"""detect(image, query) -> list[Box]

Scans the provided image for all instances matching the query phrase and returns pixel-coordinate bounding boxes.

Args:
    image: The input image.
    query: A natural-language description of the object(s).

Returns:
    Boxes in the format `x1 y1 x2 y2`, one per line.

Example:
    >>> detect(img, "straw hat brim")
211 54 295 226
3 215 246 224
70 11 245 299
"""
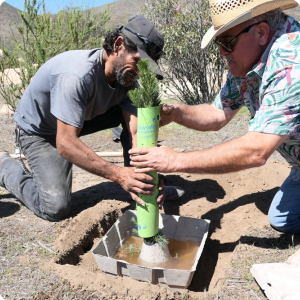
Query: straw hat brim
201 0 298 49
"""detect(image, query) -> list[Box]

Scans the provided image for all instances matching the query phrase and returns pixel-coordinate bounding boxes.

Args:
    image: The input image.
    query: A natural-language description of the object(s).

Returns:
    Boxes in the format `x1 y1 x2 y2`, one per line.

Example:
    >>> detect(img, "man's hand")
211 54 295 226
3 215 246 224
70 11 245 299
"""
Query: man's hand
129 146 177 173
159 103 180 127
117 167 165 206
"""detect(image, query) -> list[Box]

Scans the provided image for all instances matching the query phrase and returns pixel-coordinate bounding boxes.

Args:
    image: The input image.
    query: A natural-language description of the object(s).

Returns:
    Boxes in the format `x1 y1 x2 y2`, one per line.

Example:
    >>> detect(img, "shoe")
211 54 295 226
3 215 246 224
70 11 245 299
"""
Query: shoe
164 186 185 202
111 127 122 143
286 249 300 265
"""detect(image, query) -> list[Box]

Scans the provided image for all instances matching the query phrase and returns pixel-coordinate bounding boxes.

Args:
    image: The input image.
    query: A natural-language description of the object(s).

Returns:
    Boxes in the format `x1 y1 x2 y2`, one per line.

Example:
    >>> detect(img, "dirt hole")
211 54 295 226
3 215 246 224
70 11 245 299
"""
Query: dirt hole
55 205 124 266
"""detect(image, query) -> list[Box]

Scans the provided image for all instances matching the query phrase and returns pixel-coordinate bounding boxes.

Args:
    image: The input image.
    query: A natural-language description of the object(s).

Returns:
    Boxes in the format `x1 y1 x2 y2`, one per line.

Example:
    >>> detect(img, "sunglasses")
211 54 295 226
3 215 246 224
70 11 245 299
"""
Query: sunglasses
124 26 165 61
213 21 267 52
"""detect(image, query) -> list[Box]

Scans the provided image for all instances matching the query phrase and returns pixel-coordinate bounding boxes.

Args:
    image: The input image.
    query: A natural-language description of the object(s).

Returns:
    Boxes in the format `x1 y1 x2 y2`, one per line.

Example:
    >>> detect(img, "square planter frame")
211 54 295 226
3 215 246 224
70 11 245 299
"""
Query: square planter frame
92 210 210 291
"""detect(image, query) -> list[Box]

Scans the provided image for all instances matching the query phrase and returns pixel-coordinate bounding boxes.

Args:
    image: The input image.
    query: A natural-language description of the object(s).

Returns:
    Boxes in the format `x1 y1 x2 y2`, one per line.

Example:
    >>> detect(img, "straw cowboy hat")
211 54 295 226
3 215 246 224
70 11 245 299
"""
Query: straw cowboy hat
201 0 299 48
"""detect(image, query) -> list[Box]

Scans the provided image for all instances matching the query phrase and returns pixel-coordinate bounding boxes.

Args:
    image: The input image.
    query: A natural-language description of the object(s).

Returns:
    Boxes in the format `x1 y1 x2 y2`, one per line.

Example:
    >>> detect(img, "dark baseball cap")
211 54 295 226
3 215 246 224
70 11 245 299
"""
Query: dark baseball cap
120 15 164 80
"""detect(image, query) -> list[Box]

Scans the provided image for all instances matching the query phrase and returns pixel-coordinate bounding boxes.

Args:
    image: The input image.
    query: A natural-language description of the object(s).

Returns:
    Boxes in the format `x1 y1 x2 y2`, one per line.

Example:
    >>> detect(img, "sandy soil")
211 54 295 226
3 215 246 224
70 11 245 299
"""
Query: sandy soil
0 110 297 300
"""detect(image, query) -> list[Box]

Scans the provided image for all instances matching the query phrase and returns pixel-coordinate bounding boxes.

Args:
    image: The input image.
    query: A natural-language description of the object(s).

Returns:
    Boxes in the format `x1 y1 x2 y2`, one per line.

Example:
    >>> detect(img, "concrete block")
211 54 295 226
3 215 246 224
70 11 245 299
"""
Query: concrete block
251 263 300 300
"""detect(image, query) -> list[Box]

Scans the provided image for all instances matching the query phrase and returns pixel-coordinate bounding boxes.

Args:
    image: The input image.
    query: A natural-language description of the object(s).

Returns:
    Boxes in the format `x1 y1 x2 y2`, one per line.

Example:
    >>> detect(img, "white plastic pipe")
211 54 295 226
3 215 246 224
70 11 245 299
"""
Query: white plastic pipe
10 151 123 160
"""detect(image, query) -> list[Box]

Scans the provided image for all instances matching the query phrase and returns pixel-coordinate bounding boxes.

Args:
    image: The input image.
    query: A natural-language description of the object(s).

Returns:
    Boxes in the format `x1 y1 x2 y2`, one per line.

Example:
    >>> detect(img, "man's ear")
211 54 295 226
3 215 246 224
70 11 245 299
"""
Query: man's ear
114 36 125 53
257 22 270 46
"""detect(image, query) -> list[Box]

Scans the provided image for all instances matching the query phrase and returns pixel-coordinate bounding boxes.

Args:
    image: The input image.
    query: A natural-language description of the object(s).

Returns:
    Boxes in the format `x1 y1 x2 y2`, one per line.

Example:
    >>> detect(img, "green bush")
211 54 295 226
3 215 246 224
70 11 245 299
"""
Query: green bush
0 0 111 110
143 0 226 105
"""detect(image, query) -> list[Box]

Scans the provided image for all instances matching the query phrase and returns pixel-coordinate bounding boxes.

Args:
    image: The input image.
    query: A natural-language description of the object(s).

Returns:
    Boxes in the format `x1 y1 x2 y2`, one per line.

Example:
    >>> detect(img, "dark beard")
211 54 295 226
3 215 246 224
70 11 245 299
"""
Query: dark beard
113 53 135 87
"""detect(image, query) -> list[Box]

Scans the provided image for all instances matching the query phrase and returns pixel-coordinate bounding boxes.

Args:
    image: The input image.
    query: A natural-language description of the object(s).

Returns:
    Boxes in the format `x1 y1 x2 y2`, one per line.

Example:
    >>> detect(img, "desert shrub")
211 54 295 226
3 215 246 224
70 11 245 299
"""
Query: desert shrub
143 0 226 105
0 0 111 110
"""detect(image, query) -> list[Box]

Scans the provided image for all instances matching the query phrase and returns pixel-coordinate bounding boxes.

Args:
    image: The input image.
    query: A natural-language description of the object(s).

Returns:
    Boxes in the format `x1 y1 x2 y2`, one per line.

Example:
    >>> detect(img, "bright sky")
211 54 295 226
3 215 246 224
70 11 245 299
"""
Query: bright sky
4 0 116 13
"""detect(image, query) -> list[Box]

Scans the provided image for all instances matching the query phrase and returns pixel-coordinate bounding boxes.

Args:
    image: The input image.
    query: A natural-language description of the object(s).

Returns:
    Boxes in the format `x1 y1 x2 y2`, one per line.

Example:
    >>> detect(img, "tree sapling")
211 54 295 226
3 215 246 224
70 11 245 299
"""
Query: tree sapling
129 59 170 264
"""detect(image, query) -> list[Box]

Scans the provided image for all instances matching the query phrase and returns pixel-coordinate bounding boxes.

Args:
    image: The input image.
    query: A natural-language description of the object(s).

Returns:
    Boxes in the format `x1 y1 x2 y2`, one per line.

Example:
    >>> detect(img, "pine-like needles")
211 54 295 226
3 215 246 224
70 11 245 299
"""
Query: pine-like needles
128 59 161 108
144 231 169 249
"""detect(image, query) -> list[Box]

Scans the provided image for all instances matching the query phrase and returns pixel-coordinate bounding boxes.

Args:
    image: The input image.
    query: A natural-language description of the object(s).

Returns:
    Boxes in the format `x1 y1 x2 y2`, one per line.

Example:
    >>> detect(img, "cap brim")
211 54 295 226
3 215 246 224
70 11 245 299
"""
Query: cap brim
137 48 163 80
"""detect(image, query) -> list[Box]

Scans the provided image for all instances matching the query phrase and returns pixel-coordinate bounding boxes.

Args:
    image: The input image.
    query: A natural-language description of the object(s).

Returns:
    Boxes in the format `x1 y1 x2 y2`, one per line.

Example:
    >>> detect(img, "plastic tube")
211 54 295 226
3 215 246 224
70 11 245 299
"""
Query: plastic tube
136 106 161 238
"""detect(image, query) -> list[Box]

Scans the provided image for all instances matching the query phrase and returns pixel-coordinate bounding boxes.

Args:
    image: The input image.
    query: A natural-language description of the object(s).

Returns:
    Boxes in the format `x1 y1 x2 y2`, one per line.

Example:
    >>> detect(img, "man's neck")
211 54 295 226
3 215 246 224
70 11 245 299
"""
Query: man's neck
102 49 117 86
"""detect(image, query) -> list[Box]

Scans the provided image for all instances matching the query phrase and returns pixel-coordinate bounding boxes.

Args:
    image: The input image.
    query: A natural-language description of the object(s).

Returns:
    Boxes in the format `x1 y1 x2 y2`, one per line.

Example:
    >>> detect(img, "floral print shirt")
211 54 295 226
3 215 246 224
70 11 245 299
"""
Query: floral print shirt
214 15 300 181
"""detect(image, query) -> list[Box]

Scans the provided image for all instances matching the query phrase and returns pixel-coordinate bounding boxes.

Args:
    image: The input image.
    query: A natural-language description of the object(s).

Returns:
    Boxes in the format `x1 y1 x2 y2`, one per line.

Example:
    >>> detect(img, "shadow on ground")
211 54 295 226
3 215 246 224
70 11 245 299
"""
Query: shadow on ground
240 232 300 250
69 181 132 217
0 199 20 218
160 174 280 292
162 174 226 216
69 174 224 218
191 187 278 292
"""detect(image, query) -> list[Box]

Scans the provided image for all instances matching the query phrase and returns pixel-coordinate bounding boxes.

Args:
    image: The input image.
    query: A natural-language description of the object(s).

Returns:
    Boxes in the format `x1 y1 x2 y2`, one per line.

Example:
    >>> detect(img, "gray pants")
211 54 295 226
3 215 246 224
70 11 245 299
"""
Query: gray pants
0 106 131 221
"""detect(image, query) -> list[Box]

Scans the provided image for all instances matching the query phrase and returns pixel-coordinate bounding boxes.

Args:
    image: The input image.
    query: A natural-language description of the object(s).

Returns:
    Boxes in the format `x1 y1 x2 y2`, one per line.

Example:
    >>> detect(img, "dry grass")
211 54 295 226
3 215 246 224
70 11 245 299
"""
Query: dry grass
219 227 300 299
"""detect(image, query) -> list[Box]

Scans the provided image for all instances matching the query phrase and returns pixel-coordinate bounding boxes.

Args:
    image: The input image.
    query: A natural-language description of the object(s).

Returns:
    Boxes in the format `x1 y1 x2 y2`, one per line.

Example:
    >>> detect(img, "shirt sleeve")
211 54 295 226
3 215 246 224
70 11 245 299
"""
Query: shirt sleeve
248 44 300 136
50 73 89 128
213 72 245 111
118 96 137 114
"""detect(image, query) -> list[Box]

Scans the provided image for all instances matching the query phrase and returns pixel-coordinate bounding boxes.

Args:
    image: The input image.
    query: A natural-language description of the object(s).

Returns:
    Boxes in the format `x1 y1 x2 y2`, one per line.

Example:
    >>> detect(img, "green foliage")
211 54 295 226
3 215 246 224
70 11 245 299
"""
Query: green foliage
0 0 111 110
118 242 141 258
144 231 169 249
237 106 251 116
117 217 142 259
128 59 161 108
119 243 142 258
143 0 227 105
131 216 168 249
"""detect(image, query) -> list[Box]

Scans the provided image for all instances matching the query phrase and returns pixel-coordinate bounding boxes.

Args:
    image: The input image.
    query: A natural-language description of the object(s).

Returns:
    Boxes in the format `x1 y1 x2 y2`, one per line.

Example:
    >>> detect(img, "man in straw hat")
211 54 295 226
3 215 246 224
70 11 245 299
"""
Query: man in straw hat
129 0 300 239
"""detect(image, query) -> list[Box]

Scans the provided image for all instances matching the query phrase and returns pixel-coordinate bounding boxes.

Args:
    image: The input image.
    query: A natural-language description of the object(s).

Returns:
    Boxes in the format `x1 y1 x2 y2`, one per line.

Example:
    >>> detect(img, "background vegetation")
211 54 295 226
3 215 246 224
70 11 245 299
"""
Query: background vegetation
0 0 111 110
143 0 227 105
0 0 227 110
2 0 300 109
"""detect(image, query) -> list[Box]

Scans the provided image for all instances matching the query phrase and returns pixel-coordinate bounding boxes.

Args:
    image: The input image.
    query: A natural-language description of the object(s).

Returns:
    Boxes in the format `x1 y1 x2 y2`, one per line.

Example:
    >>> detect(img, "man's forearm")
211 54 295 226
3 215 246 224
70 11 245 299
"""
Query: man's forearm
173 138 261 174
130 131 288 175
171 103 239 131
171 132 287 174
58 137 120 183
56 119 159 206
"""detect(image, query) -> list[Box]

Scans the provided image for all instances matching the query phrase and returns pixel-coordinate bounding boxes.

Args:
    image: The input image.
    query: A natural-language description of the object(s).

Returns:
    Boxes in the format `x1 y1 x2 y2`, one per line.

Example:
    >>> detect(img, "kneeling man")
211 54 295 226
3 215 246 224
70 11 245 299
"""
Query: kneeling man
0 16 183 221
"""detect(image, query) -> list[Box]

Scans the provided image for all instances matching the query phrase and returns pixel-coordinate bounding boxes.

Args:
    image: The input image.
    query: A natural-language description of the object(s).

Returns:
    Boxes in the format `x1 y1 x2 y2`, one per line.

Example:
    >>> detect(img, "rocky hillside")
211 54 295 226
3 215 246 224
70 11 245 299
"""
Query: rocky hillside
0 0 145 50
0 2 22 49
93 0 145 27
